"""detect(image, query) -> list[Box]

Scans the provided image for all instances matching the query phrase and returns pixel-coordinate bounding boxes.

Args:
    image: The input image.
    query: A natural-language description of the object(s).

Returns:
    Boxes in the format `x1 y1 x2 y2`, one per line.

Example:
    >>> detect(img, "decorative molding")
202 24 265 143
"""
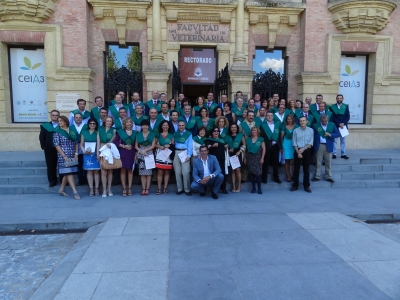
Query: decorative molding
328 0 397 34
246 7 304 49
87 0 151 45
162 3 236 23
0 0 57 23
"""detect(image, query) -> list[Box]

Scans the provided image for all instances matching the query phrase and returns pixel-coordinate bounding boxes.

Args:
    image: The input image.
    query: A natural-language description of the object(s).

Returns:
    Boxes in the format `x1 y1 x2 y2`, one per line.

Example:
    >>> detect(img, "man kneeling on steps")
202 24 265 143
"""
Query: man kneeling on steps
191 145 224 200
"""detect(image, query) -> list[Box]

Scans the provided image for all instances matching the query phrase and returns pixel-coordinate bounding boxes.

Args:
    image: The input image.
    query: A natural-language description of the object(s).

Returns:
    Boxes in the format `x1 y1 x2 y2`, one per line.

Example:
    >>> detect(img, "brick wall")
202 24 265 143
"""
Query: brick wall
44 0 89 68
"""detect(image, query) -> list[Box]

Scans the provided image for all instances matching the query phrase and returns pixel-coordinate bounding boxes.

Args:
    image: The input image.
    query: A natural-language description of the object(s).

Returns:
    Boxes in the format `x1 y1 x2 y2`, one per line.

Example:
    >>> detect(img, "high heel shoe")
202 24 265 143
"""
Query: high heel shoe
95 188 100 196
74 193 81 200
128 187 132 196
89 188 94 197
122 188 127 197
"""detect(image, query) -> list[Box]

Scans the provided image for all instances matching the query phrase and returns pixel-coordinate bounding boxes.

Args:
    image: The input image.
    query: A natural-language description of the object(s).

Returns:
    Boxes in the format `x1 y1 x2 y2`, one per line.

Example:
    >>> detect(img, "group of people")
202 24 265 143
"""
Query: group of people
39 90 350 199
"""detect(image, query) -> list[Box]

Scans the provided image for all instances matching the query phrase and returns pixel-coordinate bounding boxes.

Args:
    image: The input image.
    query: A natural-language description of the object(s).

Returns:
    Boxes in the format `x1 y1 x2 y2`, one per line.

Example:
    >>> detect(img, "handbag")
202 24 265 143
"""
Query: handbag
64 158 79 167
100 156 122 170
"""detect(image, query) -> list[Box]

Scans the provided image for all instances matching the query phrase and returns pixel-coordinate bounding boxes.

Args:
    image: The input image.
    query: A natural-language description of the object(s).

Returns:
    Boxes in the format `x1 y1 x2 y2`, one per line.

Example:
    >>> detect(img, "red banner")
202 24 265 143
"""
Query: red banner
179 48 216 84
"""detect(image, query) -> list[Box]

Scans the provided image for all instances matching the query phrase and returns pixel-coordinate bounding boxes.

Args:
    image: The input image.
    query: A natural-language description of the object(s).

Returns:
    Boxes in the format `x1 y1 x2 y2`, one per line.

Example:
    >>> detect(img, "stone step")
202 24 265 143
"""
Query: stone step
340 172 400 180
0 161 46 168
0 175 49 185
0 167 47 176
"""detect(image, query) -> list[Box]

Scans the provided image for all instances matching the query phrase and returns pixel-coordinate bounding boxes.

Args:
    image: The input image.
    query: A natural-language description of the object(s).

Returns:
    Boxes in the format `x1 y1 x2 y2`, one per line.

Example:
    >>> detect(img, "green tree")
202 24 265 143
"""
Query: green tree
107 48 120 72
126 46 141 72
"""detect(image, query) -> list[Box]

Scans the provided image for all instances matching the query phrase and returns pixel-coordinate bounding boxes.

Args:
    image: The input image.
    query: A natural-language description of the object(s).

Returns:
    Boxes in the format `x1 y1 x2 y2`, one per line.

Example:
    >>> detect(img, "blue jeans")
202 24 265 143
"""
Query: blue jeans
333 136 346 156
190 174 224 194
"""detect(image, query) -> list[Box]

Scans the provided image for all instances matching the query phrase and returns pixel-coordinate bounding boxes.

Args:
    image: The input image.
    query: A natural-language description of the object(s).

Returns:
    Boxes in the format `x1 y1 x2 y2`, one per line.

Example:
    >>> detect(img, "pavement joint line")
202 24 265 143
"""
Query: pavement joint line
29 222 105 300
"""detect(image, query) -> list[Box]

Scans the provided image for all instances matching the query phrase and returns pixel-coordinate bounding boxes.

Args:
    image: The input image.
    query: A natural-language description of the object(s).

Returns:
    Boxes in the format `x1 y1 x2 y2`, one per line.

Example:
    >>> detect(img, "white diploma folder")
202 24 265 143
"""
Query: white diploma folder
144 155 156 169
339 127 349 138
229 155 241 170
178 150 188 163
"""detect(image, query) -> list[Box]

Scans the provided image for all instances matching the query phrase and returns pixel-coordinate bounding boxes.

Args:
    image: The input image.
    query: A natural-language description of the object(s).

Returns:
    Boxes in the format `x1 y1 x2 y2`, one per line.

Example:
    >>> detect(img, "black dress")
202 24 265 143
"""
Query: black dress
205 139 227 191
224 112 234 127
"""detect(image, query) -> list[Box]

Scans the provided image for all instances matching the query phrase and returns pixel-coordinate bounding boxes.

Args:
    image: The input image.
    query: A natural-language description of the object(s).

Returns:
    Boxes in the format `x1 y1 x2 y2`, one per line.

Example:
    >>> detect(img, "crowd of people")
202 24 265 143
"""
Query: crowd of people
39 90 350 200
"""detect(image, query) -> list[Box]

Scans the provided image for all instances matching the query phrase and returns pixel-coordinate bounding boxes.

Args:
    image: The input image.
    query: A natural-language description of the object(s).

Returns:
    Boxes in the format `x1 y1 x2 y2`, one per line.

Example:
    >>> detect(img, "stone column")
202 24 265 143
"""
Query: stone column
230 0 254 99
143 0 170 100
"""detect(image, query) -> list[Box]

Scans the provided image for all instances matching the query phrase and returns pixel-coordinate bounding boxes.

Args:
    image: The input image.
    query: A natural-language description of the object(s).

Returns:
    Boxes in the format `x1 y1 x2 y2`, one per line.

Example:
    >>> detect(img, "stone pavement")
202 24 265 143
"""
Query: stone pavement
0 150 400 299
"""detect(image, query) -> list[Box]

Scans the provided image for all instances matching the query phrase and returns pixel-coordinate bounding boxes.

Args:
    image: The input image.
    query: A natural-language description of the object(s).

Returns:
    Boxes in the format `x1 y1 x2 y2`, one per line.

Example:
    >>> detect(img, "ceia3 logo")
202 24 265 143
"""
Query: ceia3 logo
340 64 361 88
18 57 45 83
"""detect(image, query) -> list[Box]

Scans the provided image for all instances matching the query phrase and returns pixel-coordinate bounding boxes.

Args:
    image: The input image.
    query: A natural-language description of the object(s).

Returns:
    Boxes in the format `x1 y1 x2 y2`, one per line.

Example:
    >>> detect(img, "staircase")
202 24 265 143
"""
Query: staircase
0 150 399 195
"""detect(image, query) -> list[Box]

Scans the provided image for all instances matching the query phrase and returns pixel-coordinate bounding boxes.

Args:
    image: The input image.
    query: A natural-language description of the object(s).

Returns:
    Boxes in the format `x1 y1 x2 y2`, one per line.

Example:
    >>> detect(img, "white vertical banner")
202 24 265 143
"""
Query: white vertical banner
339 55 367 124
10 48 48 122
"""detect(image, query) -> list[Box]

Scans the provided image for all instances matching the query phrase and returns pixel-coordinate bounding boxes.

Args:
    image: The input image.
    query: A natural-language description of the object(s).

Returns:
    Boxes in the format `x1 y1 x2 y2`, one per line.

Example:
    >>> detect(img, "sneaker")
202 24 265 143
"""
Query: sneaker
341 155 349 159
332 154 336 159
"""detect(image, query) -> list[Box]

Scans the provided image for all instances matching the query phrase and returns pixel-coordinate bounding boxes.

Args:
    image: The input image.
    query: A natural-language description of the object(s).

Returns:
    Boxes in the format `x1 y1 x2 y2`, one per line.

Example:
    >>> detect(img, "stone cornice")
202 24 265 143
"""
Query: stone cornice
328 0 397 34
87 0 151 45
162 3 236 23
0 0 57 23
245 6 305 49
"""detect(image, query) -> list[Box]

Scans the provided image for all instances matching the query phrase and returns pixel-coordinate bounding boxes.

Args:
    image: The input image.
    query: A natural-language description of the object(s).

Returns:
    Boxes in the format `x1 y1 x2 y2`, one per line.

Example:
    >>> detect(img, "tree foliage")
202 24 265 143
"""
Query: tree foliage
107 48 120 72
126 46 141 72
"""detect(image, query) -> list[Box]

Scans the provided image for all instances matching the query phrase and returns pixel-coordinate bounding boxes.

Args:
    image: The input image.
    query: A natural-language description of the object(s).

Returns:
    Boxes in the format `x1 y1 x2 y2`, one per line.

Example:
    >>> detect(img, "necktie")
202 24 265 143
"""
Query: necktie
305 113 308 118
154 100 156 106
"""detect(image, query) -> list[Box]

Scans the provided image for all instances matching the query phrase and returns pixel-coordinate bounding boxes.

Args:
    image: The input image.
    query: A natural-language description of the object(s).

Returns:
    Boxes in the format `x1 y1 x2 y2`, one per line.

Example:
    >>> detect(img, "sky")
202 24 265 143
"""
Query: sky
109 45 131 67
252 49 283 74
109 46 284 74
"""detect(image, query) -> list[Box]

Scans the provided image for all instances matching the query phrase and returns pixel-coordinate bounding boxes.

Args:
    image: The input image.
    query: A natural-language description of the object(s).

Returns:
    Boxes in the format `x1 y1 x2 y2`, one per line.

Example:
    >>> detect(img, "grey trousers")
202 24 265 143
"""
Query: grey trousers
314 144 332 180
173 150 191 192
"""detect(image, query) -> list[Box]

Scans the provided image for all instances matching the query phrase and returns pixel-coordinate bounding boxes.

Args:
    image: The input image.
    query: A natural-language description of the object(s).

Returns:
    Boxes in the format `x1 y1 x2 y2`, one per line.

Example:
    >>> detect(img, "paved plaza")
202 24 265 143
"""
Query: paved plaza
0 150 400 299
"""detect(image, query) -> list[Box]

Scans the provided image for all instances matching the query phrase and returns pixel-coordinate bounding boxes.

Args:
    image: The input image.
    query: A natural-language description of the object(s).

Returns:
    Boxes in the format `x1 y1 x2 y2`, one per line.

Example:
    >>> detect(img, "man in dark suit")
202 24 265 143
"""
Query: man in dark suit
145 89 162 115
260 111 282 184
218 94 228 109
90 96 105 123
39 110 60 187
312 114 341 183
329 94 350 159
191 145 224 199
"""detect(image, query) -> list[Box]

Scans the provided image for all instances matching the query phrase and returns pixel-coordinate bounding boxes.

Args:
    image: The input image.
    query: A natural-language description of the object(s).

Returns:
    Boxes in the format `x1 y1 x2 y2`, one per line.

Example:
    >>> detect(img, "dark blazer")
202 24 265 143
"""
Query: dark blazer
313 122 341 153
192 154 221 182
259 123 279 151
39 122 56 151
330 103 350 128
145 99 161 116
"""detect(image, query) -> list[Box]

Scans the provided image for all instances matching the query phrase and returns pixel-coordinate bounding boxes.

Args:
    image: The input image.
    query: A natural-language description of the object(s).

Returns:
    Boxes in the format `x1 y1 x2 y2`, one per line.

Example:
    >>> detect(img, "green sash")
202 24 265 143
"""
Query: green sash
117 129 136 145
128 102 144 116
82 130 97 142
241 122 252 137
226 133 244 149
56 127 76 141
149 120 160 135
254 117 265 128
206 102 218 113
174 130 191 144
41 122 56 133
233 105 245 118
205 137 226 145
313 122 335 139
306 115 314 127
158 133 174 146
109 104 128 120
286 109 297 116
247 107 258 115
99 126 115 143
69 124 87 142
197 118 214 135
114 118 123 130
329 103 347 115
273 113 286 124
91 107 102 122
309 104 318 114
314 111 332 123
136 131 155 146
131 115 148 126
71 109 90 120
283 124 299 140
193 135 205 145
216 127 227 139
246 137 264 154
261 122 280 141
193 105 206 115
179 115 198 131
146 100 162 112
270 106 278 113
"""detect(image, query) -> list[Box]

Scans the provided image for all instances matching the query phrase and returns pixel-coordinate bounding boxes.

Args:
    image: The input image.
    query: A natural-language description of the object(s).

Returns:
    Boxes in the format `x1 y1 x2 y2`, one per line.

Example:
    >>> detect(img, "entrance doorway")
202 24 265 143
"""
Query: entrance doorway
182 84 213 105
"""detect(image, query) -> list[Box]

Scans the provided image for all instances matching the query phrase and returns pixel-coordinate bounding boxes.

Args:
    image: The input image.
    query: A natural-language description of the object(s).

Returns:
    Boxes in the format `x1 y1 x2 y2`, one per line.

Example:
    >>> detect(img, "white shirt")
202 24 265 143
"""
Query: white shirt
320 123 327 143
68 110 89 126
171 122 178 132
201 157 210 177
74 122 85 134
51 122 58 128
259 117 265 122
150 119 157 130
267 122 277 145
275 112 285 122
161 113 169 121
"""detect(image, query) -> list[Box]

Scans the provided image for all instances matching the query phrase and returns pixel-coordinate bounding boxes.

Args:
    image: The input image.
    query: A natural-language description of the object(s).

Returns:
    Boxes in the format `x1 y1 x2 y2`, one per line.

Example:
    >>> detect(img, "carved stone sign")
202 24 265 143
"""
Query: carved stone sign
168 23 229 43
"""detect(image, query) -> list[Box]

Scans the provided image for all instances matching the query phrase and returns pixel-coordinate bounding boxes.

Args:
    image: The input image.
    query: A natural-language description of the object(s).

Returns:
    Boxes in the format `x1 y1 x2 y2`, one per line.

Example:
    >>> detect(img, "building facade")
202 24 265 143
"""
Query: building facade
0 0 399 150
